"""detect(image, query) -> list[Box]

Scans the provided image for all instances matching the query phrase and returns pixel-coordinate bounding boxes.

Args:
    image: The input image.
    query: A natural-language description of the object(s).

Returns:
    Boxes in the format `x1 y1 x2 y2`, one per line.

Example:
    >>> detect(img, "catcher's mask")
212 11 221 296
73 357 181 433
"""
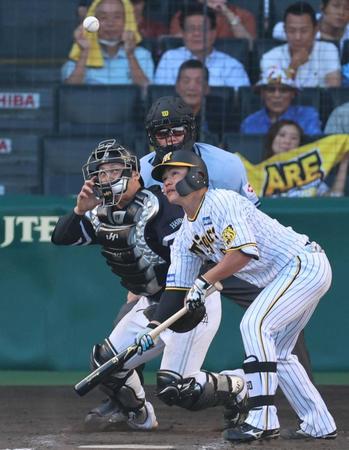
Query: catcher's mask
151 149 209 196
145 96 197 162
82 139 139 206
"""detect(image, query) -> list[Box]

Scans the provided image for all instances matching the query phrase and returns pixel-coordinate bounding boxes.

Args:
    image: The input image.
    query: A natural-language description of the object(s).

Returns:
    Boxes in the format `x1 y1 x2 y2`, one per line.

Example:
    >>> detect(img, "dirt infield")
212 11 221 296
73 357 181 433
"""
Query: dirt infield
0 385 347 450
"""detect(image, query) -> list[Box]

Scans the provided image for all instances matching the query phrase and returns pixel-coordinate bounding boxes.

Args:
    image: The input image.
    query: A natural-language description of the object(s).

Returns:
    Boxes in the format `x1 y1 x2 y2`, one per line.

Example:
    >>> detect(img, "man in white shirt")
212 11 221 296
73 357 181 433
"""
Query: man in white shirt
154 3 250 88
261 1 341 87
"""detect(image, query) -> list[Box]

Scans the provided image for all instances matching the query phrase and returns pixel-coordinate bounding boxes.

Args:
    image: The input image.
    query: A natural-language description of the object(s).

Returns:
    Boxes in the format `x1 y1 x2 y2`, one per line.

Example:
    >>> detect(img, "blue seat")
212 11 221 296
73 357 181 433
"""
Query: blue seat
222 132 266 164
42 136 107 196
250 38 281 84
58 85 144 145
321 87 349 125
0 0 77 60
0 134 41 193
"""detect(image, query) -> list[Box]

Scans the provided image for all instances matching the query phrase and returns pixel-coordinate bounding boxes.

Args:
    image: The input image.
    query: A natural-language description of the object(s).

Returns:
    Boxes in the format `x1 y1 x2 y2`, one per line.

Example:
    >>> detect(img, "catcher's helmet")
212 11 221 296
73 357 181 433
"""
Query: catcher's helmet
145 96 197 160
82 139 139 206
151 149 208 196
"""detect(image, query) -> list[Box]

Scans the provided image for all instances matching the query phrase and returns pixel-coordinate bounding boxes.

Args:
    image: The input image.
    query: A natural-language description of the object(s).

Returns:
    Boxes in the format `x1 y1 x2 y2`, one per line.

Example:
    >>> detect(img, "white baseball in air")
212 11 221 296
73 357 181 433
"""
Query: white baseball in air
83 16 100 33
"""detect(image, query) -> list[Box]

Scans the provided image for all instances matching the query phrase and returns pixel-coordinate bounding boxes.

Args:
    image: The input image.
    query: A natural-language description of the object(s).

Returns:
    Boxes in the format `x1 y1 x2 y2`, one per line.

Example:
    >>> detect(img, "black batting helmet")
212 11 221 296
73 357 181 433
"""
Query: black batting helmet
151 150 209 196
145 96 197 160
82 139 139 206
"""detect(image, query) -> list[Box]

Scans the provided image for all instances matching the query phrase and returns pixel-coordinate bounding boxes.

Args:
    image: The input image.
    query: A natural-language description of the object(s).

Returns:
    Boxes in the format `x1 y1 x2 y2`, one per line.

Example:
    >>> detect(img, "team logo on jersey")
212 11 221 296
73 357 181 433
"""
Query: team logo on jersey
190 227 218 256
222 225 236 247
105 232 119 241
202 216 212 226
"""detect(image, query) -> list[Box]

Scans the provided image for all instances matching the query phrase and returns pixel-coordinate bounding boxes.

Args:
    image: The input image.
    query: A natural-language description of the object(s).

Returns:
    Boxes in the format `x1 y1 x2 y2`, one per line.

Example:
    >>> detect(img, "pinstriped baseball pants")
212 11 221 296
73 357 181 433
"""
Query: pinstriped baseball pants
240 247 336 437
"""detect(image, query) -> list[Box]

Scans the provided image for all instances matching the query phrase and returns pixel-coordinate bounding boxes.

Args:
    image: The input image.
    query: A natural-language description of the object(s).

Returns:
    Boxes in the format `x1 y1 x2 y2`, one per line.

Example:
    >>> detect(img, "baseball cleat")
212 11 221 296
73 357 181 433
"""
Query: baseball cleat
282 428 337 439
223 422 280 442
84 398 128 431
127 401 159 431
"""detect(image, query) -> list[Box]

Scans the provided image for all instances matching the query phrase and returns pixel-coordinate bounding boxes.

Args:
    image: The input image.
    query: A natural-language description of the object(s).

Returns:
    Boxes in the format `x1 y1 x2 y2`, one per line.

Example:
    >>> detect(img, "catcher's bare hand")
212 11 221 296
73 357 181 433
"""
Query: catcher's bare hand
74 178 101 215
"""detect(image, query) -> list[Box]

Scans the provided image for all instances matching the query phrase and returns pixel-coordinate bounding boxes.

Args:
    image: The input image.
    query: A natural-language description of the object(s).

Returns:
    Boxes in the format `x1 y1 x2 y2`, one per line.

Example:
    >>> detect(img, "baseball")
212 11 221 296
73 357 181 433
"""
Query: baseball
83 16 100 33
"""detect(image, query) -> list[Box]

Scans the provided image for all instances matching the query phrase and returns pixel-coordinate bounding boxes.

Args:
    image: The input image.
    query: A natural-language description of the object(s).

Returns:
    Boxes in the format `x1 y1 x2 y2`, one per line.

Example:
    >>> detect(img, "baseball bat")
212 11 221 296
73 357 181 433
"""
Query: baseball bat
74 281 223 396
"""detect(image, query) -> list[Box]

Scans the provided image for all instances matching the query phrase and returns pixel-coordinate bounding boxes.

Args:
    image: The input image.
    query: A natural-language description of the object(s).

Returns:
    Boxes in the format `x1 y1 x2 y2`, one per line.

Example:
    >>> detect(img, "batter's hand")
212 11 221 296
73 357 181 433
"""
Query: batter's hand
135 323 158 355
186 276 212 312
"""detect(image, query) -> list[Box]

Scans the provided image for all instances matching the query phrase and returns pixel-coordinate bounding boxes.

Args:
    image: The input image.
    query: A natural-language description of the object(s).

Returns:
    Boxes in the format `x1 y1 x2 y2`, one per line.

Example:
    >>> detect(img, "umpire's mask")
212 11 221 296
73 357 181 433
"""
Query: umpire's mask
145 96 197 164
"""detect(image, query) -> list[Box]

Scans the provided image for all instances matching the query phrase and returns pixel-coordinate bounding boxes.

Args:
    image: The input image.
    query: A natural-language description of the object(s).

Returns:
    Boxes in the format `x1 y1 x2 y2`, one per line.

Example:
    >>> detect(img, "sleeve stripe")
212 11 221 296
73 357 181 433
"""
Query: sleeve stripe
226 243 257 251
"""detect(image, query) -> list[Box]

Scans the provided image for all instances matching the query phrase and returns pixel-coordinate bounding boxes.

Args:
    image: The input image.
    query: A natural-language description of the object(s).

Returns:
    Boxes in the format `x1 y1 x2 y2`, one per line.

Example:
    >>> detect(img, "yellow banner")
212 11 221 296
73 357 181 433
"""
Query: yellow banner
239 134 349 197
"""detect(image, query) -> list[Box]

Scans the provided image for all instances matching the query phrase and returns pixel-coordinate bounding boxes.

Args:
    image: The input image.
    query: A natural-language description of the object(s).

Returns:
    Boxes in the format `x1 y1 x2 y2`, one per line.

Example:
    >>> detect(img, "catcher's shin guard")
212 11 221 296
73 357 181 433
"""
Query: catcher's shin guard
91 338 145 412
156 369 245 411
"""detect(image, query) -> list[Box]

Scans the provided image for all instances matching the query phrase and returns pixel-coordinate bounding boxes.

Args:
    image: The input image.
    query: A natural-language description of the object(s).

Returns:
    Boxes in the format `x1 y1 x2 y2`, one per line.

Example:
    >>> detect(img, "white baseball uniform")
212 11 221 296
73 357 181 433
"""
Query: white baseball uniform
108 292 221 387
165 189 336 437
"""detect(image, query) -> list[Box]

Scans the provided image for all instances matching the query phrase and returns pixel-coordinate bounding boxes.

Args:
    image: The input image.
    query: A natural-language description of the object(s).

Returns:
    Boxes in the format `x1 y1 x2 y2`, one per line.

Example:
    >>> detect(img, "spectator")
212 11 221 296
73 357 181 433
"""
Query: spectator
272 0 349 53
240 66 322 136
79 0 168 37
175 59 227 140
263 120 349 197
154 4 250 88
261 1 341 87
170 0 256 45
264 119 305 158
325 101 349 133
63 0 154 87
78 0 168 37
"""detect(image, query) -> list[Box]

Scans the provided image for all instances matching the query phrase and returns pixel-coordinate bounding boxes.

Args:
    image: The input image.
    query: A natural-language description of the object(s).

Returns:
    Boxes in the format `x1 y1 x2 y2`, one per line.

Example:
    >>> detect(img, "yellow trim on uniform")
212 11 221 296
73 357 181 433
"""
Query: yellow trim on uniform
258 256 302 430
188 193 206 222
164 287 189 291
225 243 257 251
162 162 195 167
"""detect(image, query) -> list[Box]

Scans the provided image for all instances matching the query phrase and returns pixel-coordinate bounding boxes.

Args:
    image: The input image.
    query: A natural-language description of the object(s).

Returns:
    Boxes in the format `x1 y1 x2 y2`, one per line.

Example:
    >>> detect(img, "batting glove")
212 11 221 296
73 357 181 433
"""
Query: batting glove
135 323 157 355
186 276 211 312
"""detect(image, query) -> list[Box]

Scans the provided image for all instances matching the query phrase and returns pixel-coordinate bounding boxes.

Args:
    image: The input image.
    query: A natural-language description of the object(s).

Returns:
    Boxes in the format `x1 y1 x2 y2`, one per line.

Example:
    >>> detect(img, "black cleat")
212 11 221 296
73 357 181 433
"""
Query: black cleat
223 422 280 442
84 398 128 431
282 428 337 440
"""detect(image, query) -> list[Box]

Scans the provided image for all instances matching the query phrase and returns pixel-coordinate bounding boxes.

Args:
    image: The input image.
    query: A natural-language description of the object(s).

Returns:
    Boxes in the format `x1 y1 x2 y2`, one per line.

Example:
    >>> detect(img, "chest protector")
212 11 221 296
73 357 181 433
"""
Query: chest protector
92 189 166 296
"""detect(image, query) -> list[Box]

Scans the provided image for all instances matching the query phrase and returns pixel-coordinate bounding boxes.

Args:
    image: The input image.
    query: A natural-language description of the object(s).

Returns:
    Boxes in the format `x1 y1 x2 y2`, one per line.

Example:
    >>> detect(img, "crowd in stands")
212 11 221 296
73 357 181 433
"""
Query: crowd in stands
1 0 349 196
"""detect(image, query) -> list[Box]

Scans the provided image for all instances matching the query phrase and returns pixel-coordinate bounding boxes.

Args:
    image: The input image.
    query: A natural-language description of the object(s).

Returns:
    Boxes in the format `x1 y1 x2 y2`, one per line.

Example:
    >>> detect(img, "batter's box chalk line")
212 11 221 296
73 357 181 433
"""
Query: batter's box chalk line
78 446 176 449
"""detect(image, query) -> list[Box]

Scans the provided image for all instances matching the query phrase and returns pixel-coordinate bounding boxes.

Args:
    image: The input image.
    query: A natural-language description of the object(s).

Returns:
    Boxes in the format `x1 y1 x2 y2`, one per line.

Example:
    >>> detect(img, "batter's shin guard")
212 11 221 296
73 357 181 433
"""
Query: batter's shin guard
243 356 277 410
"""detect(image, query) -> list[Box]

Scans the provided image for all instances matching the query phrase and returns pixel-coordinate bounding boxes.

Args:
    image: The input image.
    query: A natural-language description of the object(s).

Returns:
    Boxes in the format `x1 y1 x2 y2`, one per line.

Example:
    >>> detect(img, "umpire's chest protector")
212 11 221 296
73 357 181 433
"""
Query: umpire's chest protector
93 189 167 296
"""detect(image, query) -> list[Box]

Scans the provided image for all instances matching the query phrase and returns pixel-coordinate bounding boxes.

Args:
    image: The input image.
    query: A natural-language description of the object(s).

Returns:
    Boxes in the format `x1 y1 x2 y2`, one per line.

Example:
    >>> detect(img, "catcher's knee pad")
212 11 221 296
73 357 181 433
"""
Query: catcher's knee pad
156 369 244 412
90 338 117 370
189 371 245 411
243 355 277 409
156 370 202 409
